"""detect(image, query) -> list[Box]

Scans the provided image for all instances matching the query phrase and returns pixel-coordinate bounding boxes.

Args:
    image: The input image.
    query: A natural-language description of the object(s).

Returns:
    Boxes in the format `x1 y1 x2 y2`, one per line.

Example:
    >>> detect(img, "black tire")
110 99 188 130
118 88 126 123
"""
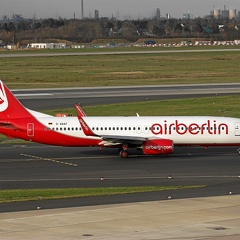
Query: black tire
120 150 128 158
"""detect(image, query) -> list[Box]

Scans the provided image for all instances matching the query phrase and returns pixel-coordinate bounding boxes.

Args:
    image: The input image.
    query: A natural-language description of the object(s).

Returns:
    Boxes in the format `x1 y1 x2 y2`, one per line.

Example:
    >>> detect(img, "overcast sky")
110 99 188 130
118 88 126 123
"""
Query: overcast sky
1 0 240 19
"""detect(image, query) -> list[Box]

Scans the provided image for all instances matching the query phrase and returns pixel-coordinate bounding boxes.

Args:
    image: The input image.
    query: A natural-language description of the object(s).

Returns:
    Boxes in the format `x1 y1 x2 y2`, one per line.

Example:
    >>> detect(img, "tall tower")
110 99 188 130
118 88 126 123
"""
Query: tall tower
81 0 84 19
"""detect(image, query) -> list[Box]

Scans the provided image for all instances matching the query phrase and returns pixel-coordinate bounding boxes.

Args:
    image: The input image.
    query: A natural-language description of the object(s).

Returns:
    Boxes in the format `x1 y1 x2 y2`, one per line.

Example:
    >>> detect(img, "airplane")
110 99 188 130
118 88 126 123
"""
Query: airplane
1 80 240 158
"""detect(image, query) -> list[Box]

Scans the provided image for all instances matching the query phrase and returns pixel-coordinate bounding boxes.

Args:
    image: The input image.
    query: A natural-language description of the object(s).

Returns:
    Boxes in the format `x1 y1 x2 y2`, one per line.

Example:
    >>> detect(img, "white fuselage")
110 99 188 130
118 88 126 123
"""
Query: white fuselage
37 115 240 146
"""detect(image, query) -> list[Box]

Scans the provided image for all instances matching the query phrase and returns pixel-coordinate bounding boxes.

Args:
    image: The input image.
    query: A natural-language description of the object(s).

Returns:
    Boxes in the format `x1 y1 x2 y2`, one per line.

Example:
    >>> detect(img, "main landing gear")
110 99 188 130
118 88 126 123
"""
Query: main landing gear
119 149 129 158
119 145 129 158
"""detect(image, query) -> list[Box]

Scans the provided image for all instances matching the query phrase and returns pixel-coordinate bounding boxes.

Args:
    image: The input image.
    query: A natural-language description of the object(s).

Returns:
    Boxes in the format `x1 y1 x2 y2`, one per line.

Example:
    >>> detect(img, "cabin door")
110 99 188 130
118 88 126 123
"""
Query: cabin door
234 122 240 136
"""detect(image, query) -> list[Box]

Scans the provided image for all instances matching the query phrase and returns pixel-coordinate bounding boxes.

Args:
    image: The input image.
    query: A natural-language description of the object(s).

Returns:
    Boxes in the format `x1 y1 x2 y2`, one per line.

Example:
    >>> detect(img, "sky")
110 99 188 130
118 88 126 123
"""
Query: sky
1 0 240 20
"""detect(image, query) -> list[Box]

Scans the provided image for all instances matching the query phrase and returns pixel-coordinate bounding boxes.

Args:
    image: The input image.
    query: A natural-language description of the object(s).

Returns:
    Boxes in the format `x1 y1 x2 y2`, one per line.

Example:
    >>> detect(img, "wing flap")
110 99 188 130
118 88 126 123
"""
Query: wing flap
101 135 147 145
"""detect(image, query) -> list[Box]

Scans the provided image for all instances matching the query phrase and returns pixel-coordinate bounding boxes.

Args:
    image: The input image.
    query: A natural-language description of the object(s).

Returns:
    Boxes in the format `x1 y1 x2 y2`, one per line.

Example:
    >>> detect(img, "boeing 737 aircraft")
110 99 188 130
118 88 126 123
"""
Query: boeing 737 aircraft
1 80 240 158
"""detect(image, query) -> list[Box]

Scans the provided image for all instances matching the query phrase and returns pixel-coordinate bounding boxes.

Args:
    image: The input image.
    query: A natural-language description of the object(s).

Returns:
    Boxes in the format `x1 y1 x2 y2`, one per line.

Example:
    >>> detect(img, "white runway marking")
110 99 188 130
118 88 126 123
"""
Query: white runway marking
14 93 52 97
20 154 78 167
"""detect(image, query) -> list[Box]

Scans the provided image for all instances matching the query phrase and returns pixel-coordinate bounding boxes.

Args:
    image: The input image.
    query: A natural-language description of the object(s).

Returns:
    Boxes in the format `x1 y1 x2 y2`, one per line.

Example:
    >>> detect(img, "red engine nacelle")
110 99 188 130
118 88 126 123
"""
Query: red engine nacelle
143 139 174 155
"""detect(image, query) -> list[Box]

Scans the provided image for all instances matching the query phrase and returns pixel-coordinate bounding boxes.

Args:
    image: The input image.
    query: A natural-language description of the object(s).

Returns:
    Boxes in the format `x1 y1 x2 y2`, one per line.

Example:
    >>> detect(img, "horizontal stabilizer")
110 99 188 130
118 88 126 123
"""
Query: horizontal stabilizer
0 121 23 130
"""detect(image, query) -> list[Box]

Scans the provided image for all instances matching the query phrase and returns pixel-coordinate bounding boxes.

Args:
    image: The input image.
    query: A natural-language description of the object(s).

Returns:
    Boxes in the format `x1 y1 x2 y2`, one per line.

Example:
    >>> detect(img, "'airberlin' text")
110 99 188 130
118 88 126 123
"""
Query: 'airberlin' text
151 120 228 135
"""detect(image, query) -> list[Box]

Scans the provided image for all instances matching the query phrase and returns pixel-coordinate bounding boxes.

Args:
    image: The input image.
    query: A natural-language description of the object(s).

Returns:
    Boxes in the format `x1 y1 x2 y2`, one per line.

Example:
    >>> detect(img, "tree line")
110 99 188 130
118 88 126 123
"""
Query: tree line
0 16 240 45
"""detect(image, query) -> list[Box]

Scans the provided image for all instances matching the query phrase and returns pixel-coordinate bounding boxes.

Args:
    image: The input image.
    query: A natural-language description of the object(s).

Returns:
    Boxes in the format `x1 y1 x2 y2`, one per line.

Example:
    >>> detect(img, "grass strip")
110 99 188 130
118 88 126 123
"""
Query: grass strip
0 186 204 203
1 48 240 88
44 95 240 118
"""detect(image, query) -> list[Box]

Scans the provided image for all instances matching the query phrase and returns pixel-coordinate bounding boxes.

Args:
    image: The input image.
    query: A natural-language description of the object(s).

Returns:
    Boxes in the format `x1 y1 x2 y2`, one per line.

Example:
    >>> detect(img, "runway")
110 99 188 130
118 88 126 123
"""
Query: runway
12 83 240 110
1 48 240 58
0 144 240 212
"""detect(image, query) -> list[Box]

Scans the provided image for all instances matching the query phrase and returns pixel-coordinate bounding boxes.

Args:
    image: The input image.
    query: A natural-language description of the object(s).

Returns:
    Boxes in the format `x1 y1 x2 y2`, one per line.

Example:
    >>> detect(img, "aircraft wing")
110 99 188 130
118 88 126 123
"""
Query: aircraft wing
100 135 147 145
78 115 156 147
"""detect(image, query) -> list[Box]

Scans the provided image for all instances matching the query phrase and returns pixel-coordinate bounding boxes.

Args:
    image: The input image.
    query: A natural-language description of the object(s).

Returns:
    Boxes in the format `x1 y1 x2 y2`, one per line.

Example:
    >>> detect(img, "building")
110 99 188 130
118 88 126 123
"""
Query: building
28 43 66 49
214 9 221 18
156 8 160 20
229 9 237 19
166 13 170 19
222 10 229 19
94 10 99 19
183 13 191 20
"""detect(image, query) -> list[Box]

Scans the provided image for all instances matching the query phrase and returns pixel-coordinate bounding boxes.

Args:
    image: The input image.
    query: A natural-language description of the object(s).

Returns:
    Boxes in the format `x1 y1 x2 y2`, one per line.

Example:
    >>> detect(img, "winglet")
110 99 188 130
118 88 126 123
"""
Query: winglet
75 103 87 117
78 116 98 137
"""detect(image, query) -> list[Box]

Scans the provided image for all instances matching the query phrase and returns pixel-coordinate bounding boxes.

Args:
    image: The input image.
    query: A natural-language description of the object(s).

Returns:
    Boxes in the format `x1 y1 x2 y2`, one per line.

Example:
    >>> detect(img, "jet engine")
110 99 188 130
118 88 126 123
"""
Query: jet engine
142 139 173 155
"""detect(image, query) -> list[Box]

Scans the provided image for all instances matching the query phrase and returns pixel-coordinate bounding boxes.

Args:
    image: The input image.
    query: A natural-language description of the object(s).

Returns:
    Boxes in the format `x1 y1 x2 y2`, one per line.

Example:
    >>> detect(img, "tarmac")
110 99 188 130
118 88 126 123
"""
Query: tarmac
0 195 240 240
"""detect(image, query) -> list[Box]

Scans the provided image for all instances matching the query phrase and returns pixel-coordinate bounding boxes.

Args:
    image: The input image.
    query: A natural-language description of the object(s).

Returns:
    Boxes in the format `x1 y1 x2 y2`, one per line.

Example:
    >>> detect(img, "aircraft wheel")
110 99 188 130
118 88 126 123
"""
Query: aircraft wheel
120 150 129 158
237 148 240 155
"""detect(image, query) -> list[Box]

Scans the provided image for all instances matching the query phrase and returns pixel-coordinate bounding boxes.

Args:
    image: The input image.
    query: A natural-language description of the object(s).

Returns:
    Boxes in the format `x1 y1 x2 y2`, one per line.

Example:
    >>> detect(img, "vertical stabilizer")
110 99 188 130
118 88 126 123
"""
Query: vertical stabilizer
0 81 33 120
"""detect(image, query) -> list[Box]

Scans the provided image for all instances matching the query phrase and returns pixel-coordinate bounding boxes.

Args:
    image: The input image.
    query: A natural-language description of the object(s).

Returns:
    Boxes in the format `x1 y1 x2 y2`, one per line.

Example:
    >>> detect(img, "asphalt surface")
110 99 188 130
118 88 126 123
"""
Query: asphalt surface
1 84 240 212
1 195 240 240
0 144 240 212
0 48 240 58
13 83 240 110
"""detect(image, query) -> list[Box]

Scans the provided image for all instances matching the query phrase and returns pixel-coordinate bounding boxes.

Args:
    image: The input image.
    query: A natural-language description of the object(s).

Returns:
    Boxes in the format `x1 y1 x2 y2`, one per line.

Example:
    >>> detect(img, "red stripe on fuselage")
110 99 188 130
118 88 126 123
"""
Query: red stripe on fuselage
0 117 101 147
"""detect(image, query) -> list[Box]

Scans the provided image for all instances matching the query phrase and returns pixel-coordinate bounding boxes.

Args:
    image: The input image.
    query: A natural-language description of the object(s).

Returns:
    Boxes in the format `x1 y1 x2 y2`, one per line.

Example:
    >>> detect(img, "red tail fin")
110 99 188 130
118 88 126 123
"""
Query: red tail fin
0 81 33 120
